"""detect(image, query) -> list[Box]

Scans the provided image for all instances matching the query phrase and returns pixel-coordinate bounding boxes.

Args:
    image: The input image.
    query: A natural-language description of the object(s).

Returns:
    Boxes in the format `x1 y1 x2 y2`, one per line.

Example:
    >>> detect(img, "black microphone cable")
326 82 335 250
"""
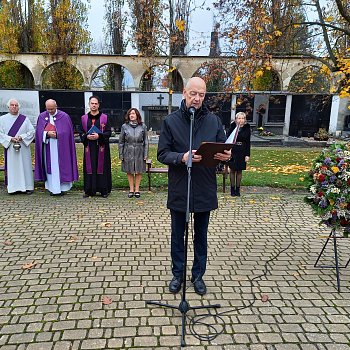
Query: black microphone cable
185 197 297 342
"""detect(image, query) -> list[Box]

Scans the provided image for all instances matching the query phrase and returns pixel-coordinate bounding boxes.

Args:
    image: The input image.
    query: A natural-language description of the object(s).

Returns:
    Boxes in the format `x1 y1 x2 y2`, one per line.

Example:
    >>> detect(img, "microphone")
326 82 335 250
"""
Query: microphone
188 106 196 115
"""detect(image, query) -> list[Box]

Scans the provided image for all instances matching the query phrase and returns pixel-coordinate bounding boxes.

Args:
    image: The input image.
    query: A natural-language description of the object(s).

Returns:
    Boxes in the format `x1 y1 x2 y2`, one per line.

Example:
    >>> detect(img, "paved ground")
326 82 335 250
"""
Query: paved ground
1 187 350 350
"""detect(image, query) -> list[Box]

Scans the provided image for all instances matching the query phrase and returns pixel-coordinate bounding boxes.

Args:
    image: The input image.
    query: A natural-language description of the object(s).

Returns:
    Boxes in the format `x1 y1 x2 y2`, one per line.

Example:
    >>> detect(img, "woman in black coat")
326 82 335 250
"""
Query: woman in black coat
227 112 251 196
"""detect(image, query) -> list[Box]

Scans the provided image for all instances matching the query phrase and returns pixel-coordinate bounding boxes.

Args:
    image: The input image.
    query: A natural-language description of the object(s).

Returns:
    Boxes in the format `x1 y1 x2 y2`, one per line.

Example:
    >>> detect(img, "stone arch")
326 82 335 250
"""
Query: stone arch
251 68 282 91
41 61 85 90
90 63 134 90
139 65 184 92
288 65 330 93
0 60 34 88
192 63 231 92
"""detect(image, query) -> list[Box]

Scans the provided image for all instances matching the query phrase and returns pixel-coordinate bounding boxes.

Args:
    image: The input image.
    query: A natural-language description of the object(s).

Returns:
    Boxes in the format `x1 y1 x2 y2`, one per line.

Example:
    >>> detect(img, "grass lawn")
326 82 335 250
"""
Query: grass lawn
143 145 320 190
0 144 321 191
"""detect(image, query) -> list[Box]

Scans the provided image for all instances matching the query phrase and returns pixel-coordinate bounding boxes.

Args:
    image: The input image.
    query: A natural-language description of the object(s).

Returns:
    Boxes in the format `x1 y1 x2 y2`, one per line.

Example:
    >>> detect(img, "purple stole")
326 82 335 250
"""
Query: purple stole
4 114 26 185
82 114 107 174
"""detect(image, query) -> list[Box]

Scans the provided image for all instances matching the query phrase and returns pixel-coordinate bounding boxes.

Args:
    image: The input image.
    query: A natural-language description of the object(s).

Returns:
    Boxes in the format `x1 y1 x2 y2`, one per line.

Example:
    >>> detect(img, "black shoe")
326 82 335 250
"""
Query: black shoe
236 187 241 197
191 277 207 295
230 186 236 196
169 276 183 293
26 190 34 195
134 192 140 198
50 192 63 196
128 192 134 198
101 193 109 198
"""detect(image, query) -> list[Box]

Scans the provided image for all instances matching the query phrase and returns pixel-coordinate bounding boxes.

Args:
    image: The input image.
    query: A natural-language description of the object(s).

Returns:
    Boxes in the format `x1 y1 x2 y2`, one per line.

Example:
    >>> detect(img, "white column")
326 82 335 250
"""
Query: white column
231 95 237 122
84 92 93 114
131 93 140 113
329 95 340 134
283 94 292 136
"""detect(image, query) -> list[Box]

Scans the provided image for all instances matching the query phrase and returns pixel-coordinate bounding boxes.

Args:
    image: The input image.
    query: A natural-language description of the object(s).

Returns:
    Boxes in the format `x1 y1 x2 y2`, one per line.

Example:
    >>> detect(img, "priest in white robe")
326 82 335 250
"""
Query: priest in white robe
0 99 35 194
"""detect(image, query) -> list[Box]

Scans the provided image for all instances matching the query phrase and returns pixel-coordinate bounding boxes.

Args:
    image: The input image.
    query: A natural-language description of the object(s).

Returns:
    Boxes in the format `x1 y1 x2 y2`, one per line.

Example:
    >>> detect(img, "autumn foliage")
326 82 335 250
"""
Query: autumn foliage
0 0 90 89
212 0 349 102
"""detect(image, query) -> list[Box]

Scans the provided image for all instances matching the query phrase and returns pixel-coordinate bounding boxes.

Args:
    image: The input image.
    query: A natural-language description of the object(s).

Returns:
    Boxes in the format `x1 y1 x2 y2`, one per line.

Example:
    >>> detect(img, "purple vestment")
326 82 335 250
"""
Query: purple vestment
34 110 79 182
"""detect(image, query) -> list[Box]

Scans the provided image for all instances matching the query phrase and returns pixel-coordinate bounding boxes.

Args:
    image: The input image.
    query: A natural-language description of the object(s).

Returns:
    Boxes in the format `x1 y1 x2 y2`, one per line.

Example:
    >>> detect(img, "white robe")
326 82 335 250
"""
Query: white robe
0 113 35 193
43 114 72 194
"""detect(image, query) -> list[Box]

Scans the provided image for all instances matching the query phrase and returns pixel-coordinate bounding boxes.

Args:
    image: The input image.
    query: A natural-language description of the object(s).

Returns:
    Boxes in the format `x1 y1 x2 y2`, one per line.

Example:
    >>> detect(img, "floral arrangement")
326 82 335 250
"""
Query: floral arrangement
314 127 329 141
305 143 350 236
257 127 275 136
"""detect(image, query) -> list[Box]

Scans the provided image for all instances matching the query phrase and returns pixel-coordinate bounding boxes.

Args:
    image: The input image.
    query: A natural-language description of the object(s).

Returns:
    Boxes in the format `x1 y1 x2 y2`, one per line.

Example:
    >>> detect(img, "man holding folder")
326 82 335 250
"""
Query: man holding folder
79 95 112 198
157 77 231 296
34 99 78 195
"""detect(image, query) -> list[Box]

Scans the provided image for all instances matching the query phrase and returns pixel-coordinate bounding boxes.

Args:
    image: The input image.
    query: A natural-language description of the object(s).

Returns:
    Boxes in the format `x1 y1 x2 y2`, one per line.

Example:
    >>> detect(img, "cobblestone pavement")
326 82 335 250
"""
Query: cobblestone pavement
1 188 350 350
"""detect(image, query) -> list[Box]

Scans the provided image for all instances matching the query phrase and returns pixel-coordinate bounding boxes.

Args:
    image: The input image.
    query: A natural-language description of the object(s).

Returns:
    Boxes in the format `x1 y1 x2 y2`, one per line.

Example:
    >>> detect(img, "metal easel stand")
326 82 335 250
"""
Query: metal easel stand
314 228 350 292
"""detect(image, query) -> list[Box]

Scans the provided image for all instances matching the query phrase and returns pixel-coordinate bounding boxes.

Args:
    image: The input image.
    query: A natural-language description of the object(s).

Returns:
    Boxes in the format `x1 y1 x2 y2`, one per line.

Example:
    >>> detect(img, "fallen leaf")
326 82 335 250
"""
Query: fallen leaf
102 296 113 305
22 261 36 270
269 197 281 200
68 235 78 243
249 200 256 204
261 294 269 302
101 222 112 227
4 240 13 246
91 256 100 261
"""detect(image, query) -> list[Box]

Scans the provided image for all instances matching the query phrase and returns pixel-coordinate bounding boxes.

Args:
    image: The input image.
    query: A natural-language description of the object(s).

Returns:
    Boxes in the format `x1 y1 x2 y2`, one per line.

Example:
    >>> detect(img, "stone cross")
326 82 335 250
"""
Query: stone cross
157 94 164 106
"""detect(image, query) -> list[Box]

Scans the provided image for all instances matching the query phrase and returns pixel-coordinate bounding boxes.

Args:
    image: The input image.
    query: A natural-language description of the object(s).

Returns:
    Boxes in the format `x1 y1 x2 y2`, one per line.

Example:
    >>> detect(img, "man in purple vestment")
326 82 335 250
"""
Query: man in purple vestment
34 99 78 195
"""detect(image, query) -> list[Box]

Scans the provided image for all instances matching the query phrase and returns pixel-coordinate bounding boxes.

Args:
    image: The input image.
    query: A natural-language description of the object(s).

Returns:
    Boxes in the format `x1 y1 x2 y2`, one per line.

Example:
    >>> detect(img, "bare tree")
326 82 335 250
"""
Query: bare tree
104 0 126 90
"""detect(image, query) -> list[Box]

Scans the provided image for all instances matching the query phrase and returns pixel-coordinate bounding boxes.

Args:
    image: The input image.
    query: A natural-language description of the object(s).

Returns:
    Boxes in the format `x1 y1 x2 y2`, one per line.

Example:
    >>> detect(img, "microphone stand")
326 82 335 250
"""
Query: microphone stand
146 107 221 347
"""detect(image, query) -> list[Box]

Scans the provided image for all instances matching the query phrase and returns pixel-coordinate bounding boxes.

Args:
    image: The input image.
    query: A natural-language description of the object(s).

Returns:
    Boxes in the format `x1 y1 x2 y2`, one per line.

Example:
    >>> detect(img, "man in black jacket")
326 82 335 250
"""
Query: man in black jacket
157 77 231 295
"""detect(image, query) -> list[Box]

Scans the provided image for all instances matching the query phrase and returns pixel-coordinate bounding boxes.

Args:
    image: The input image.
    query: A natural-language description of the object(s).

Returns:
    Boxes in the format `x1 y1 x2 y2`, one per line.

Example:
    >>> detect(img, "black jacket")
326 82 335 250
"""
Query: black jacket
157 100 226 212
227 122 251 157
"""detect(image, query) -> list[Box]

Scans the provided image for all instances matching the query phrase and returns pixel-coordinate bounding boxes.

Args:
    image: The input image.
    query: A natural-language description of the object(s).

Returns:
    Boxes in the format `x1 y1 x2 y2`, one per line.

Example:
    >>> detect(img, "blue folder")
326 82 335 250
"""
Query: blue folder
87 125 101 135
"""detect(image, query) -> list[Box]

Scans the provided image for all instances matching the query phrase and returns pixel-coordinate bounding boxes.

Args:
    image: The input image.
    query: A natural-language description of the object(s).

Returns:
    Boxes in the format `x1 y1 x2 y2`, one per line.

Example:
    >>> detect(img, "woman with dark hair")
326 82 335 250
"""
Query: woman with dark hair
119 108 148 198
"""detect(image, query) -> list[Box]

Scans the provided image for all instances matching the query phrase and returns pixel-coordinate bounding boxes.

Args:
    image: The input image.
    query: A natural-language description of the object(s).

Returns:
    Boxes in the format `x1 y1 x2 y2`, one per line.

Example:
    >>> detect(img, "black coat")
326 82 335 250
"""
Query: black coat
157 100 226 213
79 113 112 195
227 122 251 171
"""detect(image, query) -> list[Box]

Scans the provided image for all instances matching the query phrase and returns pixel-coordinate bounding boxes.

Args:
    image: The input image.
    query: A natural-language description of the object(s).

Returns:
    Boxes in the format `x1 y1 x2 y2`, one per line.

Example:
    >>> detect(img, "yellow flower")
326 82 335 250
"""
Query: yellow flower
331 166 339 173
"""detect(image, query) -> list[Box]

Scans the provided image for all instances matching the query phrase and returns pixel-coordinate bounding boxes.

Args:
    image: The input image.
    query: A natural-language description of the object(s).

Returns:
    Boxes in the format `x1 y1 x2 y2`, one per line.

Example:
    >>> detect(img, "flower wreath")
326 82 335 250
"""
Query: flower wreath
305 143 350 236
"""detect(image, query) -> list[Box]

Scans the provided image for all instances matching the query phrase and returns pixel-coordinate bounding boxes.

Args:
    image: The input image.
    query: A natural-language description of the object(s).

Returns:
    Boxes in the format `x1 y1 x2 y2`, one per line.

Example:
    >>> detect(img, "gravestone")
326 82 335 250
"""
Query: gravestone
39 91 85 130
289 95 331 137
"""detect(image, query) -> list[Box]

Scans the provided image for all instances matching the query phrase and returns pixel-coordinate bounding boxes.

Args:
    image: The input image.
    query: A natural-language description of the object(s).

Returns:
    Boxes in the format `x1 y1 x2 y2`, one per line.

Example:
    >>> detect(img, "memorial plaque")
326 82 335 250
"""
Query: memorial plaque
267 95 286 123
142 105 178 132
205 93 232 129
39 90 85 130
235 94 254 122
149 109 168 131
290 95 331 137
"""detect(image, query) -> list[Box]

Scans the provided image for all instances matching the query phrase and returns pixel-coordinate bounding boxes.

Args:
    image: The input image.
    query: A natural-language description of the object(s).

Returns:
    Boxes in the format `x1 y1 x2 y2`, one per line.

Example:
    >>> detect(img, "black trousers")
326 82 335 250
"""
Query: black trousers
170 210 210 280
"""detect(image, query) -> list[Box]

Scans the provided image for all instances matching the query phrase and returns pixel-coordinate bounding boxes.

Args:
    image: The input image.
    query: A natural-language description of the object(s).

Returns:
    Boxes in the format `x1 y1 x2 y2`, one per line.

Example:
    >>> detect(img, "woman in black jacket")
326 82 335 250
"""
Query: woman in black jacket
227 112 251 196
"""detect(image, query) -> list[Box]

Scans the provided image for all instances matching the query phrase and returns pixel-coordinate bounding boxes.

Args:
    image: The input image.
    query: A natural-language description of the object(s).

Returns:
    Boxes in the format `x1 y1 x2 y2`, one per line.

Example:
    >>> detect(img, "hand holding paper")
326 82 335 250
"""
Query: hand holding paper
182 150 202 164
